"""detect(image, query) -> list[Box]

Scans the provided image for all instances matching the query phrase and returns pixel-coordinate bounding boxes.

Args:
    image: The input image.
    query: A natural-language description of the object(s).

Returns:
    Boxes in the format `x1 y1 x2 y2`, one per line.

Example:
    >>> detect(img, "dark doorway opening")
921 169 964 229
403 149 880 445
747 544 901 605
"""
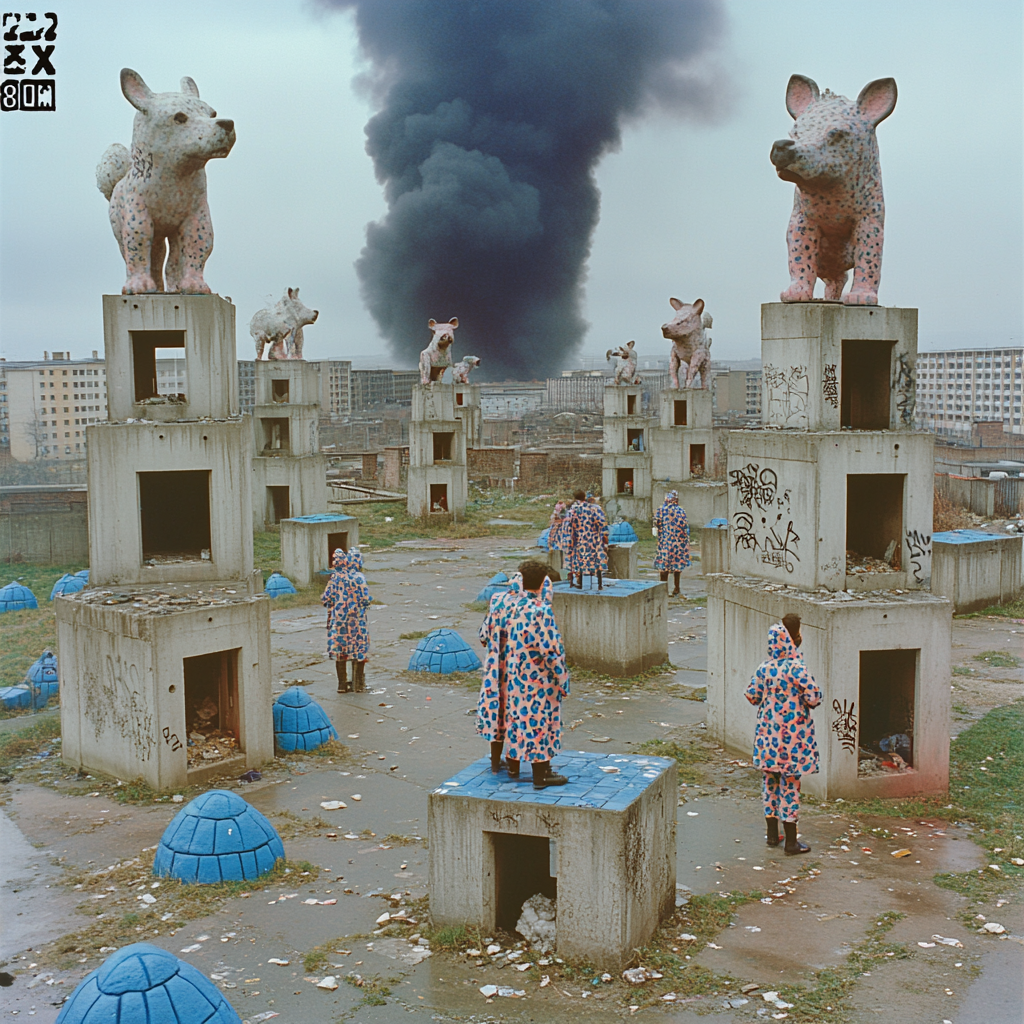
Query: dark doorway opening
858 649 917 772
617 468 634 494
327 530 348 568
626 394 637 415
430 483 449 512
184 649 241 753
271 379 290 403
841 340 894 429
489 832 557 934
673 400 688 426
626 428 645 452
131 330 185 402
689 443 706 477
432 432 454 462
268 486 289 525
455 391 465 406
139 470 210 560
261 417 289 453
846 474 904 569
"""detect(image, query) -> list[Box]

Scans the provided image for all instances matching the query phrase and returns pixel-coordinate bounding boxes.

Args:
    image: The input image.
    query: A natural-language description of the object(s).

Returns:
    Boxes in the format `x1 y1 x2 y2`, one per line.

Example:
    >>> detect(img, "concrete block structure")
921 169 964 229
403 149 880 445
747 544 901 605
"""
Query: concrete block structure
651 388 715 482
602 384 654 521
428 752 676 969
607 541 638 579
655 479 727 530
453 382 482 447
931 530 1023 613
551 578 667 676
407 385 467 517
701 518 730 574
251 360 328 529
280 512 359 589
60 294 273 790
707 575 951 800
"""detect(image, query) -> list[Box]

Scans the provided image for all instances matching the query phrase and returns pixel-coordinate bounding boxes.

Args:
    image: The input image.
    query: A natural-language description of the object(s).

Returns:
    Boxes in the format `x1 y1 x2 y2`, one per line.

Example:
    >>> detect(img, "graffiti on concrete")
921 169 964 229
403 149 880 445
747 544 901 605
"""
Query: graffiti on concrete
729 463 780 511
764 364 809 427
905 528 931 584
83 654 155 762
831 698 858 753
729 462 800 572
894 354 915 425
162 726 183 752
822 363 839 409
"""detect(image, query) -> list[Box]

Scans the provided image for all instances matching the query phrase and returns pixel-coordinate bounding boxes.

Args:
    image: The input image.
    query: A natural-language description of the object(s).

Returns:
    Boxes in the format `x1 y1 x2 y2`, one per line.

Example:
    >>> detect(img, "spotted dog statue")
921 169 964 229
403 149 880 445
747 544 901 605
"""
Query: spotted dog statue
606 340 640 385
770 74 897 306
250 288 319 361
662 298 711 389
96 68 236 295
419 318 458 385
451 355 481 384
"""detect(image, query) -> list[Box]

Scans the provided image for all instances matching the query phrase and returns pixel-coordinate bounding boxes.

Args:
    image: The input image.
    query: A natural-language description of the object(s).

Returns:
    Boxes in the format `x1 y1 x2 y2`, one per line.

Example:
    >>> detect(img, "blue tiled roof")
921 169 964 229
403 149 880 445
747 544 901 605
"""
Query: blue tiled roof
56 943 241 1024
608 521 639 543
0 582 38 613
273 687 338 752
287 513 354 524
408 628 482 673
0 686 31 710
265 572 297 597
51 573 87 600
536 527 551 550
433 751 674 811
932 529 1013 545
551 578 660 598
153 790 285 884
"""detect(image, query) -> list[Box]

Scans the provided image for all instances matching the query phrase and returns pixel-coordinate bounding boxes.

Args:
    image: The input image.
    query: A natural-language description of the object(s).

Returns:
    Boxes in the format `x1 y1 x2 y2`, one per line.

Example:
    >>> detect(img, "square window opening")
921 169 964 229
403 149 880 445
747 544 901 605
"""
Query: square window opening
841 339 895 429
858 649 917 773
327 531 348 567
846 473 904 571
455 391 465 406
261 417 290 453
673 399 688 426
689 443 706 477
626 394 637 415
271 379 290 403
616 468 634 494
184 649 241 756
432 431 454 462
626 428 645 452
267 486 289 525
139 470 211 561
430 483 449 512
488 832 557 935
131 330 186 403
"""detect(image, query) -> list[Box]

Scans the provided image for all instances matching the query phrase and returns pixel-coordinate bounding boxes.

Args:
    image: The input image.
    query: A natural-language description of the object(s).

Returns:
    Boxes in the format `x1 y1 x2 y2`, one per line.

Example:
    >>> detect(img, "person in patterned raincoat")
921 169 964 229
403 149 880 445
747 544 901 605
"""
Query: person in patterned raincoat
322 548 372 693
567 492 609 590
558 491 585 580
744 614 821 855
547 501 568 556
652 490 691 595
477 572 524 777
503 560 571 787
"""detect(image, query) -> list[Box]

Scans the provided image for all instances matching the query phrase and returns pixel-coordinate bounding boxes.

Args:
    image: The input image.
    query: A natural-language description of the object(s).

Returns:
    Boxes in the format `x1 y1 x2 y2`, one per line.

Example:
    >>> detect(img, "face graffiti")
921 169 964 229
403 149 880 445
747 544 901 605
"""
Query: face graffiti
831 698 858 753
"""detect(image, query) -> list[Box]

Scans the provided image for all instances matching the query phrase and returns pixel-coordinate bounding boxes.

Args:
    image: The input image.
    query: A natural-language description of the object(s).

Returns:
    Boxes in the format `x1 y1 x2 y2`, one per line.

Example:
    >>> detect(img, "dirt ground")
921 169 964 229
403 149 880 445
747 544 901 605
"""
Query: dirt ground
0 530 1021 1022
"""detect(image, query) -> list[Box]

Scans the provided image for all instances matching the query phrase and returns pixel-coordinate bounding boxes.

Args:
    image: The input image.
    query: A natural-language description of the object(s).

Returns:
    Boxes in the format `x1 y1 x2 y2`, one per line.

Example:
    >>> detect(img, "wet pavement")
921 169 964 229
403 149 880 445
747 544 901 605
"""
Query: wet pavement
0 531 1021 1022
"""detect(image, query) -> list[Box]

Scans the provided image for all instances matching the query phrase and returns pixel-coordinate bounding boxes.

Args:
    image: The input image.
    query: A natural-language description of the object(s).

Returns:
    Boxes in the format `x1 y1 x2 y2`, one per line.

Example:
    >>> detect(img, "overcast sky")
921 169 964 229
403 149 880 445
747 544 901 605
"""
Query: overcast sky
0 0 1020 373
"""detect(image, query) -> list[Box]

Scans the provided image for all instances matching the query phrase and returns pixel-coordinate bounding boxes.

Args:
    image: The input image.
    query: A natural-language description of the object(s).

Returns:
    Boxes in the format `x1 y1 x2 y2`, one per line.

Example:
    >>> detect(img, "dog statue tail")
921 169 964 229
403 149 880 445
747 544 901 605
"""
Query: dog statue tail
96 143 130 201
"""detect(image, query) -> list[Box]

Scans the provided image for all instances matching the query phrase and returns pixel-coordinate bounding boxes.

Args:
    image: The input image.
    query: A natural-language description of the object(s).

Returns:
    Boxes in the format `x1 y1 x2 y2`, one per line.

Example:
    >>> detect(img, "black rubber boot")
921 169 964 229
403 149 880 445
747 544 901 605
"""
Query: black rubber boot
660 571 669 583
597 570 603 591
506 758 520 779
353 661 366 692
672 572 681 596
336 660 350 693
532 760 568 788
490 741 504 774
783 820 810 855
766 817 780 847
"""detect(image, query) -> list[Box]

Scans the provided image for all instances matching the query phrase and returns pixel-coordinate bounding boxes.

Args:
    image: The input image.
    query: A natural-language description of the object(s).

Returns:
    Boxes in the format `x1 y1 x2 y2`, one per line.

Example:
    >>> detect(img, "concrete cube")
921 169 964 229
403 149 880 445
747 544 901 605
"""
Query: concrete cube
706 574 951 800
254 359 320 407
428 751 677 969
280 513 359 589
931 530 1023 613
552 578 667 676
701 519 730 574
453 383 482 446
607 541 638 579
651 389 714 482
252 454 329 532
651 480 728 529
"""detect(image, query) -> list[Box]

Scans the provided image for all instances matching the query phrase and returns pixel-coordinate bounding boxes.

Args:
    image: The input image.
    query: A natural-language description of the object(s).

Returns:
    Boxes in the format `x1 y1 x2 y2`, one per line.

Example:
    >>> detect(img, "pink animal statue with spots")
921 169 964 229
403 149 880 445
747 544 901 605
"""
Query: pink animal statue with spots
249 288 319 361
451 355 481 384
96 69 236 295
662 298 711 389
606 340 640 385
419 318 458 385
770 74 897 306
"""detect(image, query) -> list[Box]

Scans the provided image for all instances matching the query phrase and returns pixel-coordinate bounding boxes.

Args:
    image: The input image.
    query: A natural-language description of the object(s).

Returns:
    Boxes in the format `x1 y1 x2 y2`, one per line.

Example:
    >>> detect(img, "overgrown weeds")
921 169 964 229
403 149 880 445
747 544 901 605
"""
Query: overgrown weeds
637 737 713 785
973 650 1021 669
0 715 61 769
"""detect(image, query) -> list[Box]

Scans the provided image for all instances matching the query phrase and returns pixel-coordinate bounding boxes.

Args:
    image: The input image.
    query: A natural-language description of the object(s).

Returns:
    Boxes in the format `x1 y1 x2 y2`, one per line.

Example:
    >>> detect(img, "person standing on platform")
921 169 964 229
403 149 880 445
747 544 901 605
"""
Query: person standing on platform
653 490 691 596
547 501 568 558
560 491 585 585
504 560 570 787
745 614 821 855
323 548 372 693
568 492 609 590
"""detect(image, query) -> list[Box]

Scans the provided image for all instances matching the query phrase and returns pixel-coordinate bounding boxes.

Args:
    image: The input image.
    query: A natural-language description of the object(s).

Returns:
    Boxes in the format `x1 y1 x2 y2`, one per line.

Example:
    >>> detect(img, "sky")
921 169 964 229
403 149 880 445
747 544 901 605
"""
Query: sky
0 0 1021 374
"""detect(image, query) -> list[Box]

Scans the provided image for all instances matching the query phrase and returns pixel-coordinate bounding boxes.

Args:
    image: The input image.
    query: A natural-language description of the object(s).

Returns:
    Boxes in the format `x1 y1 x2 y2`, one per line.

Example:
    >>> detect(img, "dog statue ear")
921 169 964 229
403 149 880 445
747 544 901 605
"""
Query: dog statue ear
180 76 200 98
121 68 153 112
428 319 437 328
448 318 458 329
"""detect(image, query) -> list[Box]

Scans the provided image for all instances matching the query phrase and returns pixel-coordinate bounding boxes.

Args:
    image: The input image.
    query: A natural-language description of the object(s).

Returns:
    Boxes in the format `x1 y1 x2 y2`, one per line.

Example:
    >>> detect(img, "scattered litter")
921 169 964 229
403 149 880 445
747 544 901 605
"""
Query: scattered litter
980 922 1006 934
745 926 762 933
317 976 338 990
622 967 663 984
932 936 964 948
726 998 749 1008
591 736 611 743
171 795 184 803
376 912 391 924
242 1014 280 1023
320 800 347 811
918 942 936 948
514 963 532 972
486 944 501 955
741 983 760 993
267 958 290 966
516 893 556 952
678 933 697 942
687 811 699 817
540 975 550 988
661 992 677 1002
599 766 620 774
239 770 262 783
891 849 912 858
179 944 201 953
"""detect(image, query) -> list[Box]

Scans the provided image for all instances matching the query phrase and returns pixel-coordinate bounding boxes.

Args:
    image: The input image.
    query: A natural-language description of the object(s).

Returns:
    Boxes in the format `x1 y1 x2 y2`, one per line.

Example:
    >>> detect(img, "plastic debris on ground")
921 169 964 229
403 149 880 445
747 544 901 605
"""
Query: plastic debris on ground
622 967 663 985
516 893 556 952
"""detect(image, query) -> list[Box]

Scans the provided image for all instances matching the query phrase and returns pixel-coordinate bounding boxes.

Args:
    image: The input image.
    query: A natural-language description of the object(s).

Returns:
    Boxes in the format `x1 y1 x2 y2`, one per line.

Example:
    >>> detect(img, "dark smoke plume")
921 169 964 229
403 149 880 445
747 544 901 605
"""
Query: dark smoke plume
327 0 729 379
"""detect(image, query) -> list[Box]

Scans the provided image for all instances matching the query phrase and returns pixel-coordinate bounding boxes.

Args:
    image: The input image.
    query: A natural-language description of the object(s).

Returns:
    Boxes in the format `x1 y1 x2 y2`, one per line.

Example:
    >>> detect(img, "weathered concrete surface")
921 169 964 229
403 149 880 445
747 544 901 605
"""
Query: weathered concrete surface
651 388 715 483
707 574 951 800
252 454 329 531
280 513 359 589
453 382 482 447
653 479 727 529
408 385 468 517
932 530 1023 612
0 486 88 563
603 383 654 521
701 519 729 574
607 541 638 579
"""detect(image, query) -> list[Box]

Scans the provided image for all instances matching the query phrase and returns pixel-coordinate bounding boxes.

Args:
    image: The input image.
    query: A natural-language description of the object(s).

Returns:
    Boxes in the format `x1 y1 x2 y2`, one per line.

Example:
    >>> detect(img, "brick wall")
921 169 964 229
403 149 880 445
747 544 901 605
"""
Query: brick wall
519 451 548 491
0 487 88 562
467 446 516 480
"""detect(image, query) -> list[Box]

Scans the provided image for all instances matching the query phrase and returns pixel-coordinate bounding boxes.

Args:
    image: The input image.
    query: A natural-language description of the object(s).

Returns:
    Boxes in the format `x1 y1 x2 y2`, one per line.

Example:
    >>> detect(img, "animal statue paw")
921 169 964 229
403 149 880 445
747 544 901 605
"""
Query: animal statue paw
842 289 879 306
780 283 814 303
123 273 159 295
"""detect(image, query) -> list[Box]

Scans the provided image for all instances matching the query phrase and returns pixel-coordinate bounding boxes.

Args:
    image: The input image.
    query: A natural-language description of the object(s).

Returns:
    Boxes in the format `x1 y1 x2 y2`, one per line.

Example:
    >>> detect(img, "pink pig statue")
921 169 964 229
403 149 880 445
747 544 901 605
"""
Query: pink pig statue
419 318 458 385
770 75 897 306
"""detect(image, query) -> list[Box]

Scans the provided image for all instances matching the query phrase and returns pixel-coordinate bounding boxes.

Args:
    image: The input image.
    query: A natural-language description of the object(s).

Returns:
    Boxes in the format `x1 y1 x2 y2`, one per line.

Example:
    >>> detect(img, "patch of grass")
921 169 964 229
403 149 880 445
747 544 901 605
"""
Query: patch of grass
569 661 676 691
400 668 482 686
303 944 331 973
463 600 491 613
952 665 975 676
429 925 469 950
0 715 61 769
637 738 711 785
399 630 432 641
957 596 1024 619
345 972 398 1006
379 833 424 846
973 650 1022 669
0 605 58 698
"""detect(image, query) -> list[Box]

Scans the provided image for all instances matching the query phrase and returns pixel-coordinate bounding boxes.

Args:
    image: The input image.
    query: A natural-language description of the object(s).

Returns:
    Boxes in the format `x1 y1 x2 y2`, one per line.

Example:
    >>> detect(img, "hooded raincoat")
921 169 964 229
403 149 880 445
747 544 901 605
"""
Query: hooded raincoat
322 548 372 661
566 500 609 575
653 492 691 572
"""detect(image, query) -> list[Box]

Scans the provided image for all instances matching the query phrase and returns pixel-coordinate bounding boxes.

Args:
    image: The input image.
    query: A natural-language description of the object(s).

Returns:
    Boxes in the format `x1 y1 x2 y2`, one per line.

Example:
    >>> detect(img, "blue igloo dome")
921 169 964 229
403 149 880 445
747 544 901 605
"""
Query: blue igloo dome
0 581 38 613
536 527 551 550
608 520 639 543
264 572 297 597
408 628 482 674
153 790 284 884
0 686 31 711
56 942 241 1024
273 687 338 752
475 572 510 603
51 573 87 600
25 649 58 706
75 568 90 580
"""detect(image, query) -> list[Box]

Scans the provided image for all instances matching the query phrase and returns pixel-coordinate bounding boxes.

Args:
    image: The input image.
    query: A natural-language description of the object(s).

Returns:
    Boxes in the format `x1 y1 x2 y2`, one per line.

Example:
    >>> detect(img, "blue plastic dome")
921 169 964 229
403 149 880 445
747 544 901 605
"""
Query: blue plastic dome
56 942 241 1024
265 572 297 597
273 687 338 752
75 568 90 580
608 521 638 543
475 572 510 603
0 686 31 711
51 573 87 600
153 790 285 884
0 582 38 614
408 628 482 674
705 517 728 528
536 527 551 550
25 649 58 707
